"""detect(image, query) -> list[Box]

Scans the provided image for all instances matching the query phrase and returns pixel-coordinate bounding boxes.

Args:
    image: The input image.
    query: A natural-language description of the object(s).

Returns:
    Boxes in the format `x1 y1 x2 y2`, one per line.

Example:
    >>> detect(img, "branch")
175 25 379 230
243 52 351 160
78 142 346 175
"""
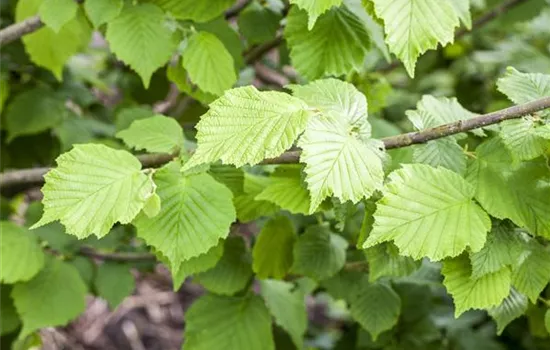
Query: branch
0 15 43 45
78 247 156 262
244 35 284 65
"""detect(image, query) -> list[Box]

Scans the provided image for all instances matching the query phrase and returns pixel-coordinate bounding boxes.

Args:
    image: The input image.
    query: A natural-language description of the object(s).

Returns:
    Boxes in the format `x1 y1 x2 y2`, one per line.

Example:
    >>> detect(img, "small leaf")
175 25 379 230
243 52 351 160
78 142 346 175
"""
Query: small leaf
142 192 161 218
170 240 224 290
0 286 20 336
84 0 123 27
39 0 78 32
115 106 155 131
499 118 550 161
238 2 282 44
289 0 343 29
365 243 419 282
255 166 310 215
497 67 550 107
152 0 234 23
449 0 472 29
208 164 244 195
116 115 184 154
234 174 280 222
253 215 297 279
94 263 135 309
488 288 528 335
511 242 550 303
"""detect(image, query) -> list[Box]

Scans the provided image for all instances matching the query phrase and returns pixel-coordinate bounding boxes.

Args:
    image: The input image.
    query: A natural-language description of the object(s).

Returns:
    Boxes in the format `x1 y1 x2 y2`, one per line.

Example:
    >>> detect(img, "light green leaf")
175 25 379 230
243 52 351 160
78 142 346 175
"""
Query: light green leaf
488 288 528 335
106 3 178 87
449 0 472 29
442 254 511 317
497 67 550 106
260 280 307 349
183 294 275 350
350 282 401 340
94 263 135 309
134 162 235 266
253 215 297 279
195 237 253 295
196 18 244 69
364 164 491 261
512 242 550 303
234 174 280 222
285 6 370 80
12 258 87 338
142 192 161 218
0 222 45 284
84 0 123 27
183 86 310 170
293 79 385 213
365 243 419 282
289 0 343 29
170 240 224 290
17 0 91 80
5 87 67 142
116 115 184 154
499 118 550 161
255 166 310 215
0 73 9 114
39 0 78 32
371 0 459 77
182 31 237 96
238 2 282 45
115 106 155 131
32 144 155 239
469 222 525 279
412 139 467 175
0 286 20 336
151 0 234 22
291 224 348 280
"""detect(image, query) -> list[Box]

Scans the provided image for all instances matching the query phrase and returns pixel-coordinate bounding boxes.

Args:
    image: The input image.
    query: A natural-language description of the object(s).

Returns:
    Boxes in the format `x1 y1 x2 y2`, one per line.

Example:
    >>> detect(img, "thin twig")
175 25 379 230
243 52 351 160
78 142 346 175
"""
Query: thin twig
244 35 283 65
0 15 43 45
78 247 156 262
224 0 252 19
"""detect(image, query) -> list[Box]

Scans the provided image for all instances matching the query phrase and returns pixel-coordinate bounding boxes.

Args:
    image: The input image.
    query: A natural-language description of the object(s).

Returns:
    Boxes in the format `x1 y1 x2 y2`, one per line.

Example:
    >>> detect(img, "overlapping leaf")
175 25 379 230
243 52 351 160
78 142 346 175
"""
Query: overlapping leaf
412 139 467 174
365 243 419 282
511 242 550 302
84 0 123 27
488 288 528 335
39 0 78 32
289 0 343 29
94 263 135 309
234 173 280 222
152 0 234 22
170 241 224 290
255 166 310 215
116 115 184 154
497 67 550 106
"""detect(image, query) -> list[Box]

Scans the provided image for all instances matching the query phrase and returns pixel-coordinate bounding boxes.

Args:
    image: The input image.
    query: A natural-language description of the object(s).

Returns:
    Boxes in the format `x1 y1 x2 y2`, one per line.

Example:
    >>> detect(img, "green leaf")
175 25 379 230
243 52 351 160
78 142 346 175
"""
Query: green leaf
115 106 155 131
511 242 550 303
183 294 275 350
84 0 123 27
142 192 161 218
5 87 67 142
238 2 282 45
365 243 419 282
183 86 310 170
321 269 369 303
195 237 253 295
260 280 307 349
499 118 550 161
449 0 472 29
116 115 184 154
0 222 45 284
292 79 385 213
106 3 178 87
412 139 467 175
364 164 491 261
285 6 370 80
94 262 135 309
12 258 87 338
253 215 297 279
31 144 155 239
370 0 459 77
16 0 91 80
170 240 224 290
469 222 524 279
134 162 235 266
546 309 550 335
0 286 20 336
255 166 310 215
488 288 528 335
26 202 79 254
289 0 343 29
442 254 511 317
39 0 78 32
291 224 348 280
234 174 280 222
497 67 550 106
195 18 244 69
208 164 244 195
350 282 401 340
152 0 234 23
182 31 237 96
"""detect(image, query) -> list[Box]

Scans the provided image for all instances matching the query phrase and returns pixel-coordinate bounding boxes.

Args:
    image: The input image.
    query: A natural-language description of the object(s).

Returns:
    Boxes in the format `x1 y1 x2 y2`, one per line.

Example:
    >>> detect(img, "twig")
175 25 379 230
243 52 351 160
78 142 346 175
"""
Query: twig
244 35 284 65
224 0 252 19
0 15 43 45
78 247 156 262
152 84 180 114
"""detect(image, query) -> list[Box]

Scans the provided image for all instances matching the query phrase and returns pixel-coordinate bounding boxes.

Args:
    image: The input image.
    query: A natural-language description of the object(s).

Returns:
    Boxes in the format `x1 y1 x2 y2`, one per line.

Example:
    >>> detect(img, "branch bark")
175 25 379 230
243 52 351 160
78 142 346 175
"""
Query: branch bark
78 247 156 262
0 15 43 45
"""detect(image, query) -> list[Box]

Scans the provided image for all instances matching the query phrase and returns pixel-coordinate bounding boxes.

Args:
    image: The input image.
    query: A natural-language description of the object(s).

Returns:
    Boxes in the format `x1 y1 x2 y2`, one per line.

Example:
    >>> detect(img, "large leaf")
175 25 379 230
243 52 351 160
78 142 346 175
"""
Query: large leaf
497 67 550 106
182 31 237 96
134 162 235 266
106 3 178 87
370 0 459 77
183 86 310 170
364 164 491 261
285 6 370 80
488 288 529 335
39 0 78 32
255 166 310 215
260 280 308 349
116 115 184 154
350 282 401 340
11 258 87 338
253 215 297 279
170 240 224 290
289 0 343 29
291 224 348 280
16 0 91 80
32 144 155 239
0 222 45 284
94 262 135 309
292 79 385 213
511 242 550 303
151 0 234 22
84 0 123 27
442 254 511 317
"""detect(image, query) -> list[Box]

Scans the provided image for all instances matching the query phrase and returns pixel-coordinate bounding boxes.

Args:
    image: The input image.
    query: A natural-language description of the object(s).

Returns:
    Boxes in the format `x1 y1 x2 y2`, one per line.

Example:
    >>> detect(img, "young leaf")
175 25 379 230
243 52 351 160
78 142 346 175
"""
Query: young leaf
442 254 511 317
238 2 282 45
116 115 184 154
260 280 308 349
194 237 253 295
0 222 45 284
134 162 235 266
39 0 78 32
291 224 348 280
253 215 297 279
182 86 310 170
12 258 87 338
511 242 550 303
370 0 459 77
106 3 178 87
183 294 275 350
412 139 467 175
497 67 550 107
152 0 234 23
182 31 237 96
285 6 370 80
32 144 155 239
94 263 135 309
234 174 280 222
350 282 401 340
84 0 123 27
488 288 529 335
255 166 311 215
364 164 491 261
289 0 343 29
170 240 224 290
